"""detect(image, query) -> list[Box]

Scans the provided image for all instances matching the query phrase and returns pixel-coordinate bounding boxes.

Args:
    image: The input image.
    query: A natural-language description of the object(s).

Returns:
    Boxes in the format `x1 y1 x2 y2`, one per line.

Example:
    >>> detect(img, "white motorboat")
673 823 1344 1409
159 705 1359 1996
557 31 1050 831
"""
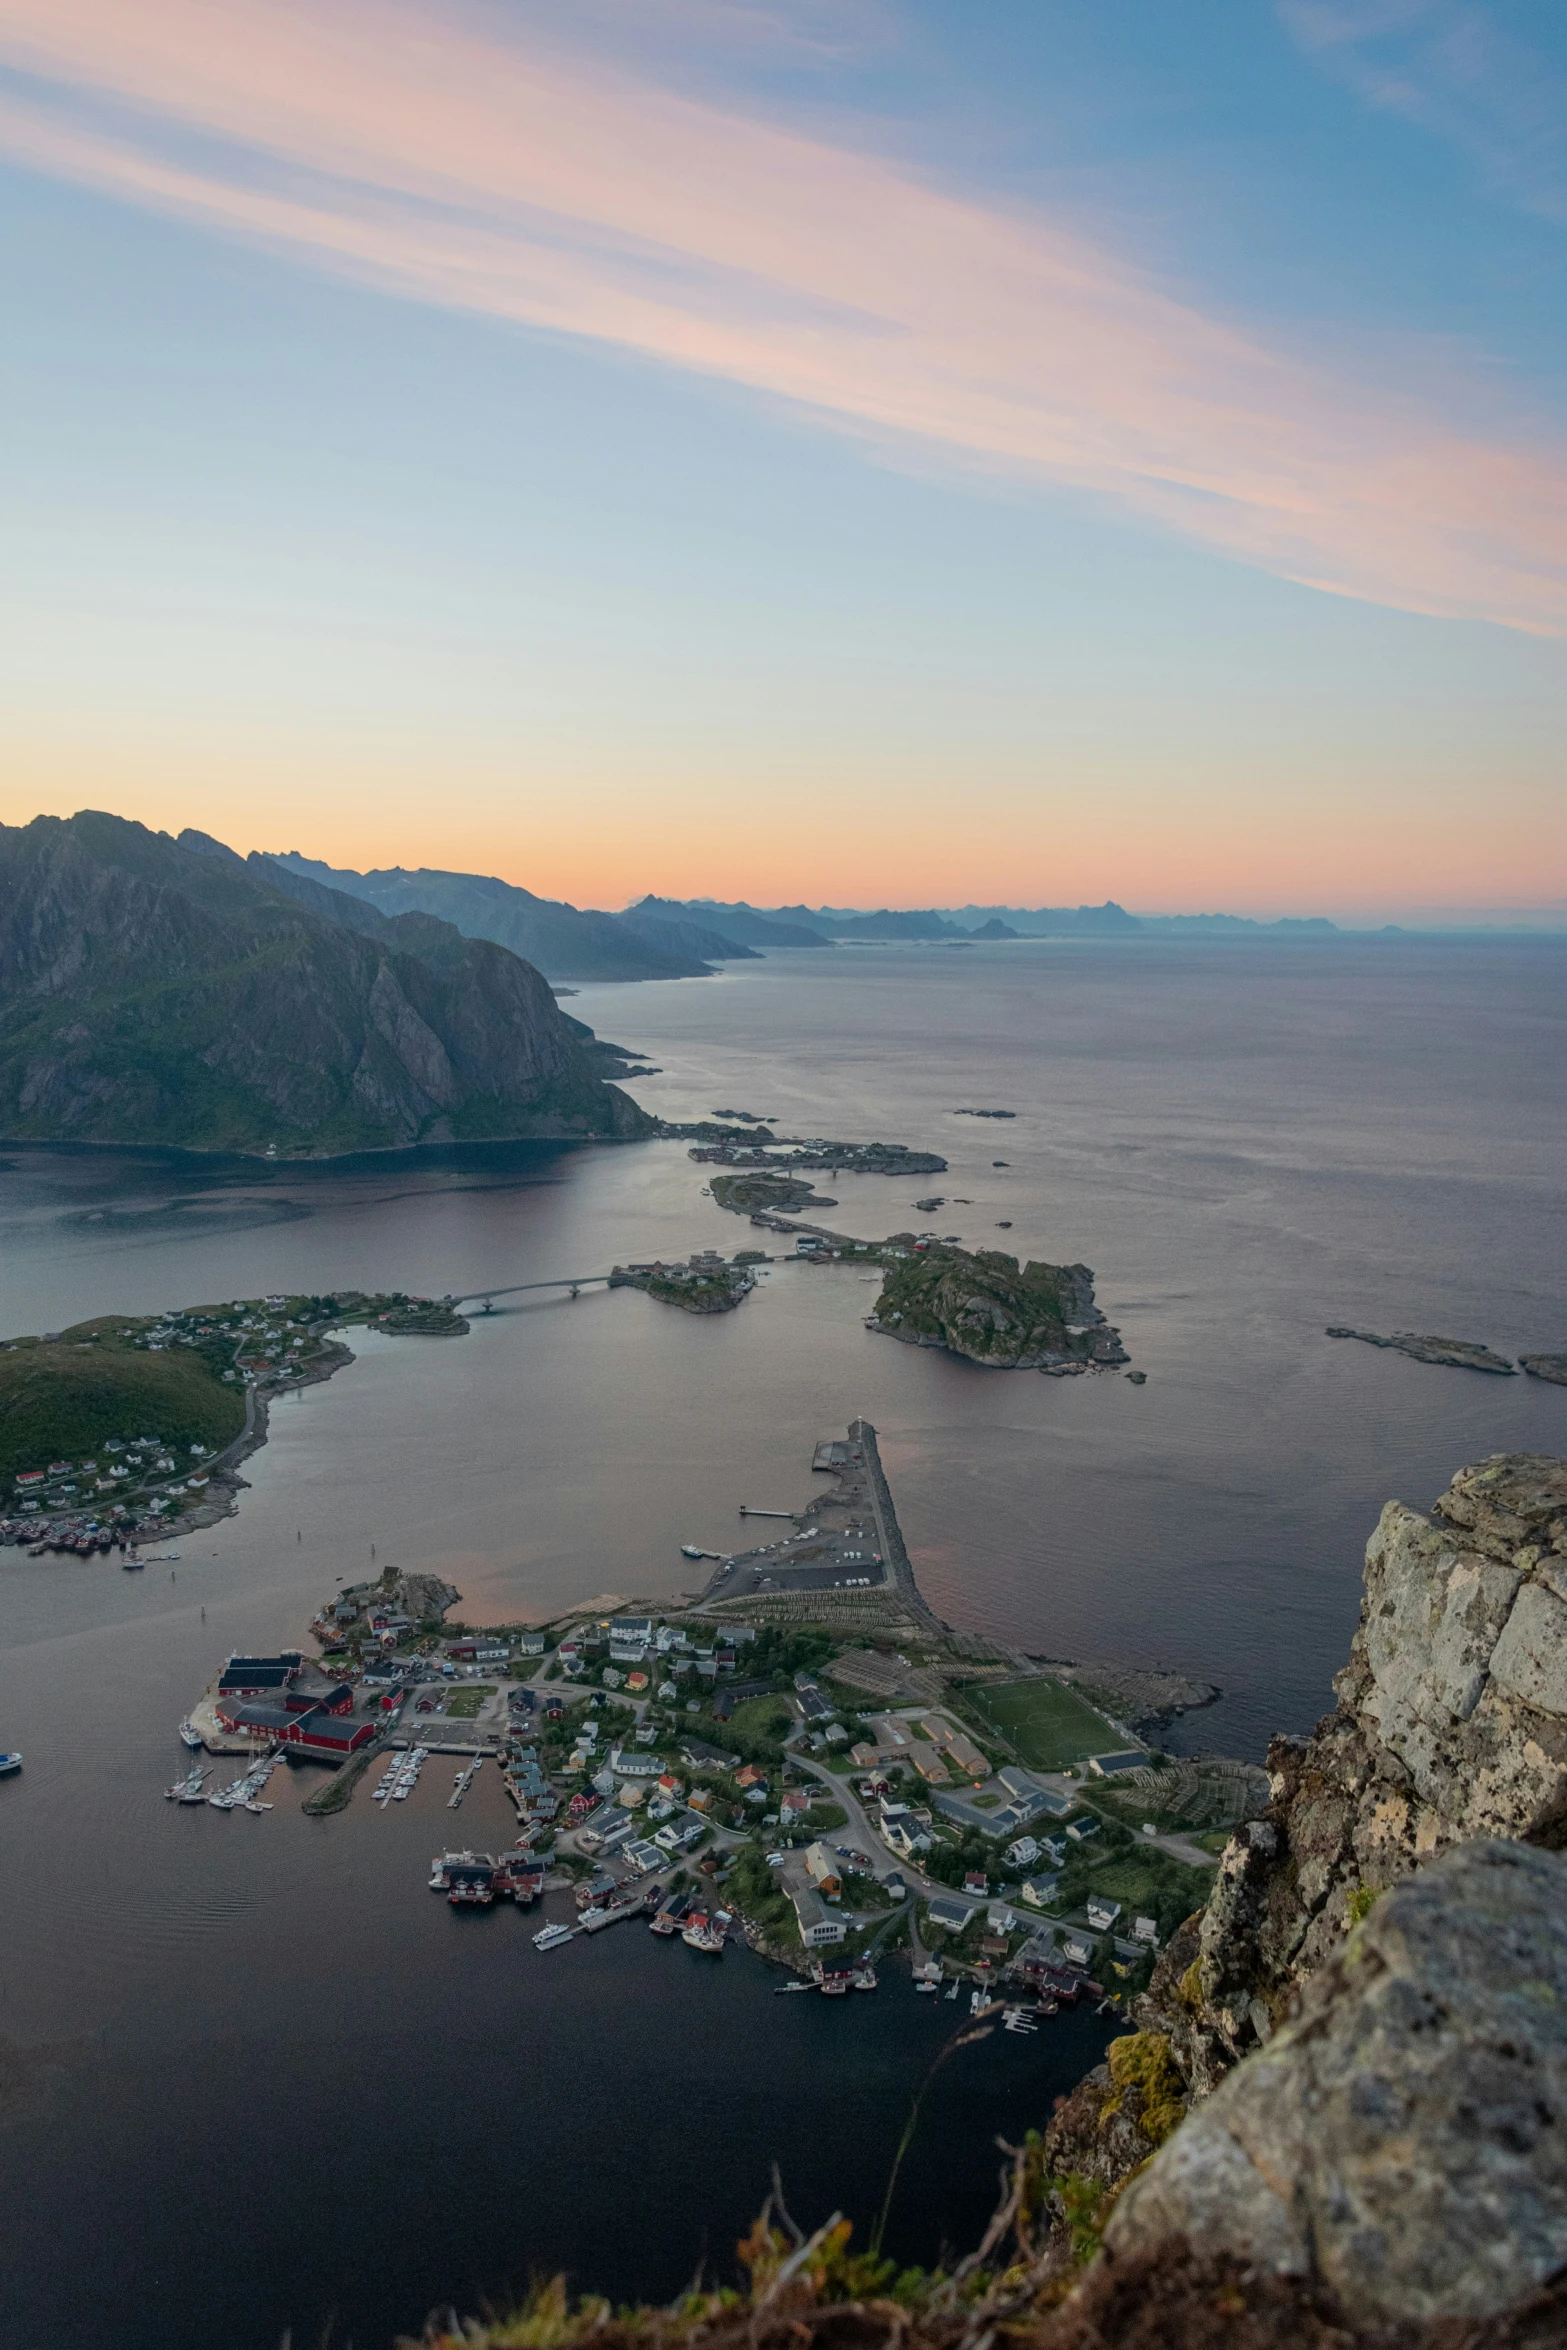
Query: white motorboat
178 1720 204 1749
532 1922 575 1951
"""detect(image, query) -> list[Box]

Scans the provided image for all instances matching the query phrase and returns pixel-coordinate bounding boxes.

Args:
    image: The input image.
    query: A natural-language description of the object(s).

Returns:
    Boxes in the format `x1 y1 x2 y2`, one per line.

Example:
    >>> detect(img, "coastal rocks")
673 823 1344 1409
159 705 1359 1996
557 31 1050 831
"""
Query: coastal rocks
1326 1327 1517 1374
1105 1840 1567 2324
1048 1662 1223 1742
1522 1353 1567 1386
871 1245 1127 1372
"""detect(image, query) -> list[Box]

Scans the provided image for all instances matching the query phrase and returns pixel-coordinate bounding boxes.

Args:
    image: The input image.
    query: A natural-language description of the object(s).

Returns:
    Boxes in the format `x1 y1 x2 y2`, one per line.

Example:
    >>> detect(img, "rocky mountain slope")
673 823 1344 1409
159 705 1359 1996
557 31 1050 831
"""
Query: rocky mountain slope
0 813 649 1151
1039 1452 1567 2307
270 855 715 982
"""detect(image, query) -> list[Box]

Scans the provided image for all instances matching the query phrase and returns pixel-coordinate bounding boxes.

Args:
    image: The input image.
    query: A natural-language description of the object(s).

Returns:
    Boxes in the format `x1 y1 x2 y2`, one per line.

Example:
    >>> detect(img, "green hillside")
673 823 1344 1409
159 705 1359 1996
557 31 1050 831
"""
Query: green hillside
0 1319 244 1496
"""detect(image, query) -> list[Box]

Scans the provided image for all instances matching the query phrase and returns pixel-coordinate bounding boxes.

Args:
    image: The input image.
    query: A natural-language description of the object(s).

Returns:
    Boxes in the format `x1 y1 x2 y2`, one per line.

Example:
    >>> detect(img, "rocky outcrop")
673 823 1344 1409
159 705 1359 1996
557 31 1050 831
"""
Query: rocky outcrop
1152 1454 1567 2096
870 1246 1127 1371
1106 1840 1567 2324
0 813 650 1151
1327 1328 1517 1374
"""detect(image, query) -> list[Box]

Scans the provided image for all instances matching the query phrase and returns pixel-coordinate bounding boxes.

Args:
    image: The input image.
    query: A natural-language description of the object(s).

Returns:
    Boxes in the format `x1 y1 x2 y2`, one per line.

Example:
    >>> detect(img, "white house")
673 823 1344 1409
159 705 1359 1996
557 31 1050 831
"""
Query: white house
1005 1836 1041 1869
1085 1897 1122 1932
789 1883 848 1948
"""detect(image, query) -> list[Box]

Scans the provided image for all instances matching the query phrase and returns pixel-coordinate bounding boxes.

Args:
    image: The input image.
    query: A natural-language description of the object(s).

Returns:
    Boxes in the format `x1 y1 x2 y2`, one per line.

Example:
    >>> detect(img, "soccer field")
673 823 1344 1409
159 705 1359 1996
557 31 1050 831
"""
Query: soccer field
968 1676 1125 1771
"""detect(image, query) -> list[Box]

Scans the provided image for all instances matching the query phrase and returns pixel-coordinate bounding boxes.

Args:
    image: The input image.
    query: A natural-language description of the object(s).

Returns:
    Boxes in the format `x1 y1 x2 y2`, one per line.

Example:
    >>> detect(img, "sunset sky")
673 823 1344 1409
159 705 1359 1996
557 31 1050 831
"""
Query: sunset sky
2 0 1564 917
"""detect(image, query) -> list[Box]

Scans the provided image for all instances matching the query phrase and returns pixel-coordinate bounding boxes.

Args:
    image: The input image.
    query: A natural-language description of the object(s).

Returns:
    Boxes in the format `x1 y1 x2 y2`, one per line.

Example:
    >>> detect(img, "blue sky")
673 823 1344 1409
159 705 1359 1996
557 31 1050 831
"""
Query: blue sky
1 0 1563 916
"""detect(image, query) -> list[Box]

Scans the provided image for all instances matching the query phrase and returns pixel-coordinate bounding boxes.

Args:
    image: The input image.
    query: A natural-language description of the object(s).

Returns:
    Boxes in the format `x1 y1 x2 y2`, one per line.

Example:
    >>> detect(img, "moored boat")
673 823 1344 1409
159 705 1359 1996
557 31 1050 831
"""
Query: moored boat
680 1911 724 1953
178 1720 204 1749
532 1922 575 1951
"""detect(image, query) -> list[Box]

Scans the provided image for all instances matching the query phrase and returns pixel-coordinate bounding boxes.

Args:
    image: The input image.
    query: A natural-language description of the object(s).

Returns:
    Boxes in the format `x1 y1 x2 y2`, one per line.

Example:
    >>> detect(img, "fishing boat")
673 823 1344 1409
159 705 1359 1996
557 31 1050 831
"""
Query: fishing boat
177 1720 204 1749
851 1963 878 1992
532 1922 575 1951
680 1911 725 1954
816 1968 853 1997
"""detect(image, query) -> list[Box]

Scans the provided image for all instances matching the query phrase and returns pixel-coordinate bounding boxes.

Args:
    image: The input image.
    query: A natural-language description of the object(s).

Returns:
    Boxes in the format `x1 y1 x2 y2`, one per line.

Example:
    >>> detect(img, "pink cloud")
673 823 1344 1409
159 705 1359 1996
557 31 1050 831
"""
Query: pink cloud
1 0 1565 630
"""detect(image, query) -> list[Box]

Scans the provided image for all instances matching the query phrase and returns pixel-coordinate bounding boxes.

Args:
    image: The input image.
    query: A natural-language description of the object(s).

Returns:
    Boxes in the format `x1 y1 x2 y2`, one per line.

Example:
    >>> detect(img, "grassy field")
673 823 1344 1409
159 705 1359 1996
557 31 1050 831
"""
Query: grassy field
723 1692 797 1753
967 1676 1125 1771
444 1685 496 1718
0 1318 245 1497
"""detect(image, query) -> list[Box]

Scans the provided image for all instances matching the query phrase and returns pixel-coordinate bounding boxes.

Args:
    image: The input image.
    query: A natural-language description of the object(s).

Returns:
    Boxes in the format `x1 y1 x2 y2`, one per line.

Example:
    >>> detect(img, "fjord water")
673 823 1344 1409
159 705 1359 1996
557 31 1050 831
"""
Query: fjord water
1 938 1563 2350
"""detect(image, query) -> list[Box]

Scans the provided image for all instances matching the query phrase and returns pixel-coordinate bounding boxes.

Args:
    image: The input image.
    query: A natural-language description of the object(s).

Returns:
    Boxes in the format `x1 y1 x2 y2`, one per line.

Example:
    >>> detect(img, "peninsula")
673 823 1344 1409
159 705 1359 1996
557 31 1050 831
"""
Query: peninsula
0 1287 470 1551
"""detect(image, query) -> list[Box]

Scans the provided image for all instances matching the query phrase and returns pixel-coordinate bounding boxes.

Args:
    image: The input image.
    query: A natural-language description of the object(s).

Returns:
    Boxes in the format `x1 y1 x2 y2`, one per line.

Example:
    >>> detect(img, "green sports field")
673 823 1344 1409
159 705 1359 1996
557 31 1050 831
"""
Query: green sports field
968 1676 1128 1771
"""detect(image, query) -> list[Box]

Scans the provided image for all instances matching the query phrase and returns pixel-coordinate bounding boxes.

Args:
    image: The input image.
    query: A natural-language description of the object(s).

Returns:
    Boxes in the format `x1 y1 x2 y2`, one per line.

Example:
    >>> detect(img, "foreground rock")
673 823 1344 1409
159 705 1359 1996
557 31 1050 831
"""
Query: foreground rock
1522 1353 1567 1386
1107 1840 1567 2323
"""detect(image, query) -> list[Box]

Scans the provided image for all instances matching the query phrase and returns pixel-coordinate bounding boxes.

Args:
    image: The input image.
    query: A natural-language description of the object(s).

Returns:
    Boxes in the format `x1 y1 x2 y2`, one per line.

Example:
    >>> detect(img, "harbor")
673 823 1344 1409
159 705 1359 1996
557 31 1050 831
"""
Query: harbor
140 1419 1203 2047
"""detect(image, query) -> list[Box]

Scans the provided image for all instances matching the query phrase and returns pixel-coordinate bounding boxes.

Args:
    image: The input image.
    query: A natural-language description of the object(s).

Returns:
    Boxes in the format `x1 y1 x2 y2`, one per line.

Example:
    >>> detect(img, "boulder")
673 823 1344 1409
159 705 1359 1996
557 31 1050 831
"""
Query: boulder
1107 1839 1567 2322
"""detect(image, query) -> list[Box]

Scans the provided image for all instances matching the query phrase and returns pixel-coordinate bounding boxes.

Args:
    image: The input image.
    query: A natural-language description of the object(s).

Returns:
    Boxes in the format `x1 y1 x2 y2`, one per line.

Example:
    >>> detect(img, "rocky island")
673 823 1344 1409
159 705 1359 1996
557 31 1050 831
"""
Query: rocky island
609 1254 758 1313
1522 1352 1567 1385
1326 1326 1517 1373
689 1134 948 1177
869 1243 1127 1372
709 1170 837 1214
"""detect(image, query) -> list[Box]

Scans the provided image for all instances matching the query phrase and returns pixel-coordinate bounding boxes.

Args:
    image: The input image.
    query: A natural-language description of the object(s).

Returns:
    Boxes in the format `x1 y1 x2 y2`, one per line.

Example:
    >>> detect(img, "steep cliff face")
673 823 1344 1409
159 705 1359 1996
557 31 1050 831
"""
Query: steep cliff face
1039 1451 1567 2312
0 813 650 1152
1157 1453 1567 2095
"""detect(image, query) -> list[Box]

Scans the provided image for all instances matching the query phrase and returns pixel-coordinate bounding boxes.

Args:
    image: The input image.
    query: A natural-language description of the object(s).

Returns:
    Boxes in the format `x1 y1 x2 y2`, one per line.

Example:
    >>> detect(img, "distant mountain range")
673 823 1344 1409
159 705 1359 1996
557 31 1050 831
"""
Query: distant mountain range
663 897 1345 940
269 858 769 984
0 815 649 1153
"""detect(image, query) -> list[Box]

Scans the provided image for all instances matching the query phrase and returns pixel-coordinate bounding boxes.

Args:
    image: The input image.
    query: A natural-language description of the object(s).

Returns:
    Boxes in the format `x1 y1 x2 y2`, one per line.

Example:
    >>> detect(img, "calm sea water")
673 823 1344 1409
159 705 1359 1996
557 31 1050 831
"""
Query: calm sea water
1 937 1563 2348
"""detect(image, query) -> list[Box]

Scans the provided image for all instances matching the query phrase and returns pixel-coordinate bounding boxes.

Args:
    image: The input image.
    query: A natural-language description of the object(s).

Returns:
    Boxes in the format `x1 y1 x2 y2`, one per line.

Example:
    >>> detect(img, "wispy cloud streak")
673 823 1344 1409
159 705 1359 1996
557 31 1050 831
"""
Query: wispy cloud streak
2 0 1565 631
1282 0 1567 227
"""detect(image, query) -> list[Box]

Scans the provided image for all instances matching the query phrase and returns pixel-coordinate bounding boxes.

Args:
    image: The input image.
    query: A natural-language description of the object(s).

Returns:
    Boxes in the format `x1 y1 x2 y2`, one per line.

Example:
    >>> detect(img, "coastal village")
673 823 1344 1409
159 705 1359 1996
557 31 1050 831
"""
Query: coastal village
162 1421 1251 2013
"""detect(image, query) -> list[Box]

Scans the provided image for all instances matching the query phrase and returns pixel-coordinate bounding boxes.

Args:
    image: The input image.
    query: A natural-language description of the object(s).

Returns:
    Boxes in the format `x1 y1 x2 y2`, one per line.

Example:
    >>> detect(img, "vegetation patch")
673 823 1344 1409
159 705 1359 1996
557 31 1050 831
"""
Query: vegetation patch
0 1318 244 1498
1101 2032 1186 2149
968 1677 1121 1771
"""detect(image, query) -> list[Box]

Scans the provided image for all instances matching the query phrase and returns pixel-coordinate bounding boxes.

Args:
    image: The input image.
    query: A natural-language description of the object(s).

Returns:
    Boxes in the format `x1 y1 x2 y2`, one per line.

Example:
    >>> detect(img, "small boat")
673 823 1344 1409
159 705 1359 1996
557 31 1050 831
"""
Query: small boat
914 1978 939 1994
178 1720 204 1749
775 1977 814 1993
851 1963 878 1992
816 1968 853 1997
0 1751 22 1778
533 1923 575 1951
945 1979 959 2000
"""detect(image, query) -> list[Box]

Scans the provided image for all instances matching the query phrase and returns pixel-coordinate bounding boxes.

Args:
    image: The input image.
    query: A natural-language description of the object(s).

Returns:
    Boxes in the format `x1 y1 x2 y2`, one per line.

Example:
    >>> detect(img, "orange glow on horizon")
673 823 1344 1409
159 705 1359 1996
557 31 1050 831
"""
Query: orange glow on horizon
4 756 1561 921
